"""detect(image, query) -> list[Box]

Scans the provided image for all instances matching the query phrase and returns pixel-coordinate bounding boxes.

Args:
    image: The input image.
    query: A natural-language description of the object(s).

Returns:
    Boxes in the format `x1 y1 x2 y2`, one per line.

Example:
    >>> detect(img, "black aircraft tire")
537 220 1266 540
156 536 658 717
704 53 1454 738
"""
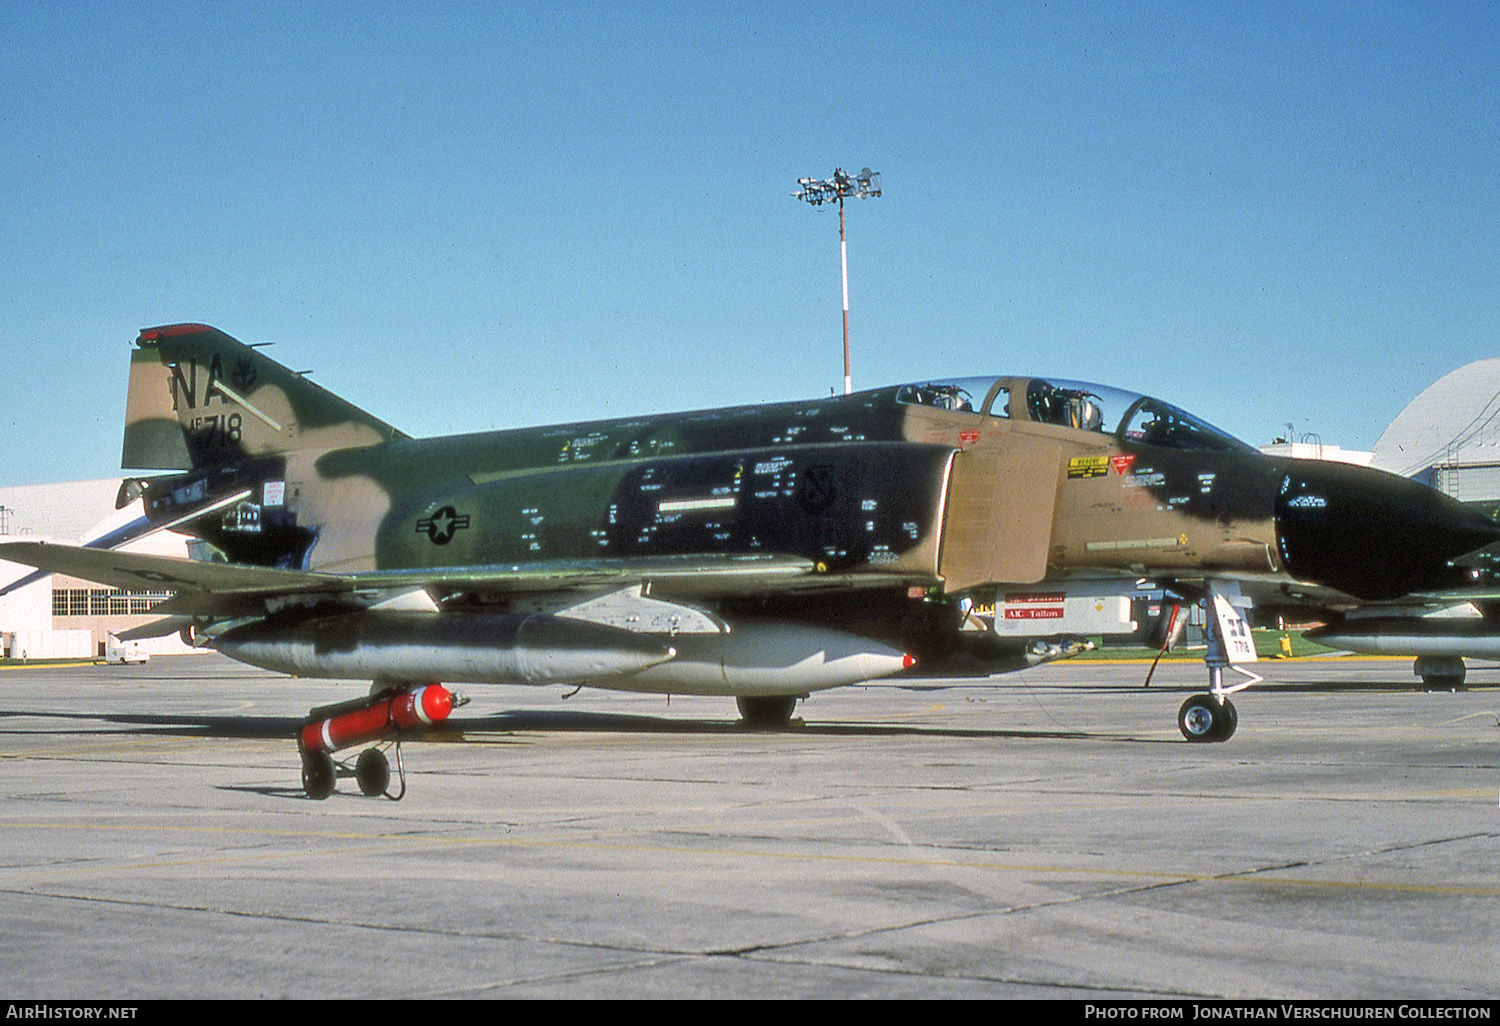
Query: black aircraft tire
1420 673 1466 689
1215 697 1238 741
355 748 391 798
1415 657 1466 690
736 695 798 728
1178 694 1233 743
301 750 336 800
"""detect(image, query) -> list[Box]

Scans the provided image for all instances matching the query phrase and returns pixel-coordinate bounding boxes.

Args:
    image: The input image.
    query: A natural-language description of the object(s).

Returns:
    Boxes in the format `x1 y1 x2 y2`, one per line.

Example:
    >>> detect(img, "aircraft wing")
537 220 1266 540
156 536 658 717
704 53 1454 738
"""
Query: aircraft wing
0 541 903 614
344 552 832 595
0 540 340 597
0 487 257 600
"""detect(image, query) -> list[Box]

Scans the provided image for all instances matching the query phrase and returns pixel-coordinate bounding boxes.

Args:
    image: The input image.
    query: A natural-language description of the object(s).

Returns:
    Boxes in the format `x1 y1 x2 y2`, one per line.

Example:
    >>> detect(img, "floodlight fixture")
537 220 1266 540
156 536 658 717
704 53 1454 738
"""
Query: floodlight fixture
794 167 882 394
794 168 881 206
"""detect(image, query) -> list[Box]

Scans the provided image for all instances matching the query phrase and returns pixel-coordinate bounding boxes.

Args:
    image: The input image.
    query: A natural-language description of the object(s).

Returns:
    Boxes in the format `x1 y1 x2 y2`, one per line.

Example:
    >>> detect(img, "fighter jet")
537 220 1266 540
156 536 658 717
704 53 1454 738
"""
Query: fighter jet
1291 364 1500 688
4 324 1496 798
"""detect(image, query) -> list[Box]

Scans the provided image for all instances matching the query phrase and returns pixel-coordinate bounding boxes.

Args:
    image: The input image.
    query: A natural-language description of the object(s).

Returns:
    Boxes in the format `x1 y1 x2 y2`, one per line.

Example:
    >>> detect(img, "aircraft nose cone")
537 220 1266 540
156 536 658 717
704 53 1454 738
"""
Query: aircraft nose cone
1274 462 1500 600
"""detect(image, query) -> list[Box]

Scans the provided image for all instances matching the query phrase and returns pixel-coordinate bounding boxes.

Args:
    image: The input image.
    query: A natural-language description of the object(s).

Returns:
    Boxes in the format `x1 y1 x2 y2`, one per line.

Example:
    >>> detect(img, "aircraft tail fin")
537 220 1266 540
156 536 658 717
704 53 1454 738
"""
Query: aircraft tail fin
122 323 408 470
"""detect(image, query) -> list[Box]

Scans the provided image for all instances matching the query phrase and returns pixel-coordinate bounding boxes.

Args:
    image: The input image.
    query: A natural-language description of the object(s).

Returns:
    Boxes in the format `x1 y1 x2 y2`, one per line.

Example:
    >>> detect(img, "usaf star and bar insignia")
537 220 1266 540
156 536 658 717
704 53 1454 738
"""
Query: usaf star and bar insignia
416 506 471 545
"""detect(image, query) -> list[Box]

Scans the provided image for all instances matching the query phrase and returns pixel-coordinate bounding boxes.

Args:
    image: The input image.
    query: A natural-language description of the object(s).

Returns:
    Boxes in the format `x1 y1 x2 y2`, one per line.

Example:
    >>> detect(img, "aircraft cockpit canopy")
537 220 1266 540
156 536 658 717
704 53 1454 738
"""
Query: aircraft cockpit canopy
1116 393 1254 453
893 383 977 413
1024 380 1103 431
895 376 1253 453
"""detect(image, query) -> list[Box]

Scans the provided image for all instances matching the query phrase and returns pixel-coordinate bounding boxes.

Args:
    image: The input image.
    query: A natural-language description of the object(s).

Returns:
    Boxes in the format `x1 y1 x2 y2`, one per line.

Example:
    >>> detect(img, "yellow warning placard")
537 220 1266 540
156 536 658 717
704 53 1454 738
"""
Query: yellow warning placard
1067 456 1110 479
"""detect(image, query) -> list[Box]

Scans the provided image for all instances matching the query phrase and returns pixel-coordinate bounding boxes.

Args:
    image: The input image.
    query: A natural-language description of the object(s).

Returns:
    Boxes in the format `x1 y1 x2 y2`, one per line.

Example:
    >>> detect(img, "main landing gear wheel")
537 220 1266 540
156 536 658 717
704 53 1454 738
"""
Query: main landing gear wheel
1178 694 1237 743
301 749 336 800
736 695 799 728
1415 656 1466 689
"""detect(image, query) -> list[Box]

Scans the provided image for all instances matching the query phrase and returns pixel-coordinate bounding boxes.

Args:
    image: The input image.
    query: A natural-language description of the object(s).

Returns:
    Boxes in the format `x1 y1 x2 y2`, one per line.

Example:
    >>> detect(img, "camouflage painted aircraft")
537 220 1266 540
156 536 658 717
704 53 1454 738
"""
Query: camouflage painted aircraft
4 324 1498 798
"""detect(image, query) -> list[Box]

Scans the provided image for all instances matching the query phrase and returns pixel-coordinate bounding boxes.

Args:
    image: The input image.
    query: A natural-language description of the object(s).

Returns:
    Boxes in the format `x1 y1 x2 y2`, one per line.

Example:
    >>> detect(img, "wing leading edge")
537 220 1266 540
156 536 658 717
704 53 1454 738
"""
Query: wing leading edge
0 540 910 614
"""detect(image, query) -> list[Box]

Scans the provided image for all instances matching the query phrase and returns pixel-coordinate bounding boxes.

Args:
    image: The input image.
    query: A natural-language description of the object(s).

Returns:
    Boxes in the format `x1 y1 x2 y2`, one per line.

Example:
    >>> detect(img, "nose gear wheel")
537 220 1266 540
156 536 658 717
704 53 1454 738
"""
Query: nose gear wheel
1178 694 1237 742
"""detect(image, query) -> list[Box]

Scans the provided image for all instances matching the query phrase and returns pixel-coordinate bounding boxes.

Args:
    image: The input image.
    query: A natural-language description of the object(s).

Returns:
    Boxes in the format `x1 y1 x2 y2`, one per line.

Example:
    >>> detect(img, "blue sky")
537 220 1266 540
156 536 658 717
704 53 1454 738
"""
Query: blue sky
3 1 1499 485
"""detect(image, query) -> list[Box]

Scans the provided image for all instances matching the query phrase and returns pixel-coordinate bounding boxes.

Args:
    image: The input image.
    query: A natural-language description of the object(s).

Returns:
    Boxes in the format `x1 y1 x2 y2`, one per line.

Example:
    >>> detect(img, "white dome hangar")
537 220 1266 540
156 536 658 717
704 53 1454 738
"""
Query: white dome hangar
1372 358 1500 503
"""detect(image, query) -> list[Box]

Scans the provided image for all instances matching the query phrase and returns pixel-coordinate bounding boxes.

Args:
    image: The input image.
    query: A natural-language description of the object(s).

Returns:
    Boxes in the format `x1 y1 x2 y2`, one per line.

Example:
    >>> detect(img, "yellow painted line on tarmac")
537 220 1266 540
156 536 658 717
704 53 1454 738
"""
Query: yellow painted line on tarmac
1 819 1496 898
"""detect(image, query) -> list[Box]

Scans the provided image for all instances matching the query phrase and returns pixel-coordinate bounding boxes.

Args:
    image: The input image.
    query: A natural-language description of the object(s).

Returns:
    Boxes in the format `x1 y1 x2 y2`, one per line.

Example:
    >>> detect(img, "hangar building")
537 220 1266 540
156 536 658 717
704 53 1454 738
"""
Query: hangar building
0 478 194 660
1371 358 1500 504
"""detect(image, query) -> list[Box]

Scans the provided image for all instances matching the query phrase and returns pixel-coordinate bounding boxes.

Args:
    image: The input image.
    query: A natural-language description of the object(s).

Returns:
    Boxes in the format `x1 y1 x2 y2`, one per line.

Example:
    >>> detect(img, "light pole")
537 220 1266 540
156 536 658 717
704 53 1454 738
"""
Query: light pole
794 168 881 395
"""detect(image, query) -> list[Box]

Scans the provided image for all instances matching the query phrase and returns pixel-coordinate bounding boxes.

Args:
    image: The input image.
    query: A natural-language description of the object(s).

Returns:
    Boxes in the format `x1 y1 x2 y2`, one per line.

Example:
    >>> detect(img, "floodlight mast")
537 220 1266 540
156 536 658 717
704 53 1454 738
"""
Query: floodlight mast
794 168 881 395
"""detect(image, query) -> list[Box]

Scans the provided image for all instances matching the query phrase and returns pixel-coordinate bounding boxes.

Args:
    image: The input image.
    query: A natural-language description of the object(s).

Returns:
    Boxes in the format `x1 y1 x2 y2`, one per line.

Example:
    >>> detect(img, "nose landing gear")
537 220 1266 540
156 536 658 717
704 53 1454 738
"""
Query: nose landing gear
1173 584 1258 743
